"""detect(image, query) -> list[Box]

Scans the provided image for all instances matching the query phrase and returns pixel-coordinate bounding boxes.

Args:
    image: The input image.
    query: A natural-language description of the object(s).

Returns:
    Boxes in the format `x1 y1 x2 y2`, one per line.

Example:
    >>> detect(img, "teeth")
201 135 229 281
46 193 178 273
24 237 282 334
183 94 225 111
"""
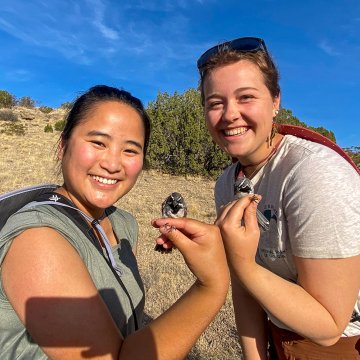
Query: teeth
92 176 118 185
224 127 248 136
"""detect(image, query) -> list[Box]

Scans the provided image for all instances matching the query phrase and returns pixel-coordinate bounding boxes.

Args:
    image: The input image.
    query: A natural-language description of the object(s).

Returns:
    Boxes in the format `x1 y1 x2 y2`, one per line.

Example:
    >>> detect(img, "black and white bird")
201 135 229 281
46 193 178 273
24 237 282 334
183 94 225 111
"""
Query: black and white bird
234 176 270 232
161 192 187 218
155 192 187 253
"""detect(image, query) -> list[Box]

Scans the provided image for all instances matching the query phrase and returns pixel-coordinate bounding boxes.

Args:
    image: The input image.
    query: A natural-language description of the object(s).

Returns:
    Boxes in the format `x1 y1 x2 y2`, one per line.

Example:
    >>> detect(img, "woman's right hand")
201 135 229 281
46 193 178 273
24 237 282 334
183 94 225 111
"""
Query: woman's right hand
151 218 229 292
120 219 230 359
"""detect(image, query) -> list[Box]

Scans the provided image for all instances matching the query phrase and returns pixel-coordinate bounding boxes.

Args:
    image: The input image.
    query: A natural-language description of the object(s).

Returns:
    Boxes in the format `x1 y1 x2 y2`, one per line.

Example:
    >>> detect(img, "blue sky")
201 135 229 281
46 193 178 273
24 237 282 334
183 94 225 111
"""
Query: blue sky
1 0 359 148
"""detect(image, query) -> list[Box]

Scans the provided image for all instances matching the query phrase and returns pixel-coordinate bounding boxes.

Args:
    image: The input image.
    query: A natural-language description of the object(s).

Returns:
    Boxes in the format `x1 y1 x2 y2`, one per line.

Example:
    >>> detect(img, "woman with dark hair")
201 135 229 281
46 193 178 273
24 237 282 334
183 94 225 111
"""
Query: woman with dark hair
0 85 230 359
197 38 360 359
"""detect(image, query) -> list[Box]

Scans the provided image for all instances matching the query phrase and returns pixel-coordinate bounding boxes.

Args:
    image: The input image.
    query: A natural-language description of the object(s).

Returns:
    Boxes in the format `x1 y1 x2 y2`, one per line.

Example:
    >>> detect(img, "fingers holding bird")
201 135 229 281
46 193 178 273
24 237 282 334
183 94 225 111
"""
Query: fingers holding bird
216 194 262 264
152 217 228 288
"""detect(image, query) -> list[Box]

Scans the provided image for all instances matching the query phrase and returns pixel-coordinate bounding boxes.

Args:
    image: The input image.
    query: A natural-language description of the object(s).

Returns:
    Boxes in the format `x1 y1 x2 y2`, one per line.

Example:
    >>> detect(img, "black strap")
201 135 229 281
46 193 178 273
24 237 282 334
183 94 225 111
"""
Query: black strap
0 184 58 230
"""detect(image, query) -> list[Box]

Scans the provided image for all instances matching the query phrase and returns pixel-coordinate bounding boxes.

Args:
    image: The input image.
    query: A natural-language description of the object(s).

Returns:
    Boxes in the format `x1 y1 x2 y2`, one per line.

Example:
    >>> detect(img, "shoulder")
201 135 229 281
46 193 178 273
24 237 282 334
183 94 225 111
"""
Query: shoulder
277 137 360 257
0 204 94 265
278 136 359 203
1 204 70 239
279 135 359 184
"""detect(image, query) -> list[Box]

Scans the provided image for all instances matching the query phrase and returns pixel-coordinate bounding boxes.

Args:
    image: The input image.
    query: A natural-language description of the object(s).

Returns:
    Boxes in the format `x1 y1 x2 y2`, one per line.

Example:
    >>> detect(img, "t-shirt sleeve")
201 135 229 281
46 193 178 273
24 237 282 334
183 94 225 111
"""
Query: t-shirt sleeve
283 152 360 258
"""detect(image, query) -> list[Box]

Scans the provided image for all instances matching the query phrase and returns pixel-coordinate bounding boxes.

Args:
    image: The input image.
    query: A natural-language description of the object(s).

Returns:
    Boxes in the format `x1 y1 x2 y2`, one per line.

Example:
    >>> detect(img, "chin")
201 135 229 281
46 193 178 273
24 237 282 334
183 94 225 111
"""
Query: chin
224 146 244 158
89 195 117 210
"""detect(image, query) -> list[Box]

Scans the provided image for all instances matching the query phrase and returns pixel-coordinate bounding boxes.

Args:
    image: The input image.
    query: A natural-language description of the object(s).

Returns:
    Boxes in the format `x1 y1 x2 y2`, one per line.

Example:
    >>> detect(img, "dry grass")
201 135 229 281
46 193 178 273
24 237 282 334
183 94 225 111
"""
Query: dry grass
0 112 243 359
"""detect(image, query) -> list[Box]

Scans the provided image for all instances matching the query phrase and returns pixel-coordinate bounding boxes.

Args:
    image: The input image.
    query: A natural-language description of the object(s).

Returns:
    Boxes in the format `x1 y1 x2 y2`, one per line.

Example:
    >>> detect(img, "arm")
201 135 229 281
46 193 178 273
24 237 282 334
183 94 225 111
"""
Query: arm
3 218 229 359
217 196 360 347
122 279 227 359
2 228 122 359
124 217 229 359
231 274 268 360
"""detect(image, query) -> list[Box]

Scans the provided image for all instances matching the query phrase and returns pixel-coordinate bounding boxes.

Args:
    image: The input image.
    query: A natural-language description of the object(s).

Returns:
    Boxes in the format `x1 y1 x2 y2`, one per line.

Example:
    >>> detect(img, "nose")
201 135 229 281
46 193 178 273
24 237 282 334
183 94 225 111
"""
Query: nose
99 150 122 174
222 100 240 123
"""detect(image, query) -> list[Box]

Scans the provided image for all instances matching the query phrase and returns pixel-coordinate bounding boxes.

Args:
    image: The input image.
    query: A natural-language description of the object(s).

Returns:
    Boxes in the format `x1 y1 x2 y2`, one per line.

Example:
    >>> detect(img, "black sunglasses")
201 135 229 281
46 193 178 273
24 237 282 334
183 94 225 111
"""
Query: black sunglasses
197 37 269 70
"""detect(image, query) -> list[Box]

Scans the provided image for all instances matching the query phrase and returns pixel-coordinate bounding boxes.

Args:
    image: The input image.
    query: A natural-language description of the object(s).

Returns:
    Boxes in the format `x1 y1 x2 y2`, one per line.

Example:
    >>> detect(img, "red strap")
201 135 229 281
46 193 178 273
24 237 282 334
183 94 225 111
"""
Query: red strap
231 124 360 176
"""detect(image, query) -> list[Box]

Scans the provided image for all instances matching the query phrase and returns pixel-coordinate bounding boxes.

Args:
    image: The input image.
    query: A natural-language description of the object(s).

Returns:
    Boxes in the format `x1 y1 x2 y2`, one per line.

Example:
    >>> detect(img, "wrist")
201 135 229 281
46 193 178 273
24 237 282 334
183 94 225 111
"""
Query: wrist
194 275 230 298
229 260 258 284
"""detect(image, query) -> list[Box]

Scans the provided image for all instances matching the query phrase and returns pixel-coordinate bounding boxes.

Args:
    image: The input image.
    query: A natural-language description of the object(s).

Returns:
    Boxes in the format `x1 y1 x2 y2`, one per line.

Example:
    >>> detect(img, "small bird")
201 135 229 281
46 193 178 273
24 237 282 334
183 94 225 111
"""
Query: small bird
234 176 270 232
155 192 187 253
161 192 188 218
234 177 254 197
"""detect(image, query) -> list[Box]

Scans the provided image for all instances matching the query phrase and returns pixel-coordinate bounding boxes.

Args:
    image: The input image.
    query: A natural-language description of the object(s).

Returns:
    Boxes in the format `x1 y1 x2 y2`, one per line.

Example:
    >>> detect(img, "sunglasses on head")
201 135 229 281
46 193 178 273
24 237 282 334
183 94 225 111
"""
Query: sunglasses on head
197 36 269 70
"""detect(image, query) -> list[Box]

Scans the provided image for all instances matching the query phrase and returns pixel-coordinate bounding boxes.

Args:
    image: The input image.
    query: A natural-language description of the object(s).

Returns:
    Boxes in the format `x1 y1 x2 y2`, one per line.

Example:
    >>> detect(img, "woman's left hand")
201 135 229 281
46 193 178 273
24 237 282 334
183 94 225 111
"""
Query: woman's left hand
215 194 261 266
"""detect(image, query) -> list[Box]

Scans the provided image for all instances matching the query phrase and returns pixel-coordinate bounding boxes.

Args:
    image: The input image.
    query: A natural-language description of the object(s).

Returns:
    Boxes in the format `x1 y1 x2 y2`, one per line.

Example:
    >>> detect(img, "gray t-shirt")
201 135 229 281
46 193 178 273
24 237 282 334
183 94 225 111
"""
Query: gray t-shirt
215 135 360 335
0 202 145 359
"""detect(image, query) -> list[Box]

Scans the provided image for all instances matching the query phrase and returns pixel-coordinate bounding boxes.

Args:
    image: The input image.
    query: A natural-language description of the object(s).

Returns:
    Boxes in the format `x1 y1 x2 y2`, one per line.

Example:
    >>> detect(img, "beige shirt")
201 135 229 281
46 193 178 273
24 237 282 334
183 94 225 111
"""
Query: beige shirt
215 135 360 335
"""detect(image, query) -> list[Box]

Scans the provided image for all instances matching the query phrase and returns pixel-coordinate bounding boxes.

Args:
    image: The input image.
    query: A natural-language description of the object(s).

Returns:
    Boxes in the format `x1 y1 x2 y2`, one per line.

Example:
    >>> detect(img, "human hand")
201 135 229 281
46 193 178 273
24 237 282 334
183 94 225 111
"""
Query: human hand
215 195 261 267
151 217 229 291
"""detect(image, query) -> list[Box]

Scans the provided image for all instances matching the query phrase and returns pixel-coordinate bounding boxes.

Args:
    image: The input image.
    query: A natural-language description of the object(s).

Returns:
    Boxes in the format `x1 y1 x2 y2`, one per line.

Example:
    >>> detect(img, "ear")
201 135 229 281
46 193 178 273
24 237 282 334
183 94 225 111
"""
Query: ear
57 136 65 160
273 93 281 117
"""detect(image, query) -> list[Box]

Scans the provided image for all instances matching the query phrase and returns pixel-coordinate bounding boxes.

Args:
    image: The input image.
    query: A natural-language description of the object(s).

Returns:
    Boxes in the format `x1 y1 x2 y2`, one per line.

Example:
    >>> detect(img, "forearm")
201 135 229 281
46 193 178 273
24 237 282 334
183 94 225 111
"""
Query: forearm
120 281 228 360
231 261 342 345
231 276 268 360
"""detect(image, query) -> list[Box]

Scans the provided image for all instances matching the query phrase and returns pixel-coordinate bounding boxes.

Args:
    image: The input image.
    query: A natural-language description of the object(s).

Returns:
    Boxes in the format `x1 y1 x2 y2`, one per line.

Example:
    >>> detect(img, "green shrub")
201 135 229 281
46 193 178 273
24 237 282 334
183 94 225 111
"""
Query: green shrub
344 147 360 170
0 109 18 122
0 90 16 108
39 106 53 114
146 89 230 178
60 102 73 110
54 119 66 131
44 124 54 133
0 122 26 136
17 96 36 108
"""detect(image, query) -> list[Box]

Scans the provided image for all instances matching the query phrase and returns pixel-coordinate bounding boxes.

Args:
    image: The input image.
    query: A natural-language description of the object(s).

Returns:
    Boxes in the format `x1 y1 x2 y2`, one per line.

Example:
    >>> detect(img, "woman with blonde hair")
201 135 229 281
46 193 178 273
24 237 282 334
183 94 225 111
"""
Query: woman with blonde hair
197 37 360 359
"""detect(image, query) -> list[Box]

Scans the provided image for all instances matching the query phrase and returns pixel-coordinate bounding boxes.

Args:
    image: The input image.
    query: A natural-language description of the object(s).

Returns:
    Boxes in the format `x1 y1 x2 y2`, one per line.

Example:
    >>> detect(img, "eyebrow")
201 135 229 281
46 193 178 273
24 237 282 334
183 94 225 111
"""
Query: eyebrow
205 86 258 102
87 130 111 139
86 130 143 150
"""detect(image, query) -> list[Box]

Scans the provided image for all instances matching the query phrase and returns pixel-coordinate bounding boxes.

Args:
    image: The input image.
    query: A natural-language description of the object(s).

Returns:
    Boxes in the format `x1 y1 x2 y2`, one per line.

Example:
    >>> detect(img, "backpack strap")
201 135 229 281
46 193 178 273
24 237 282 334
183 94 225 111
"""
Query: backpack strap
0 184 58 229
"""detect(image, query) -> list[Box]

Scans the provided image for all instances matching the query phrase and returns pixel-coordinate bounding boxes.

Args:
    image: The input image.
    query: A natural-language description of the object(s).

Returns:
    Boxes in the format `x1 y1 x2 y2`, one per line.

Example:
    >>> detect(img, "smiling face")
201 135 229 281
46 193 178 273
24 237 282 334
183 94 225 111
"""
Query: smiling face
58 100 145 217
203 60 280 164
